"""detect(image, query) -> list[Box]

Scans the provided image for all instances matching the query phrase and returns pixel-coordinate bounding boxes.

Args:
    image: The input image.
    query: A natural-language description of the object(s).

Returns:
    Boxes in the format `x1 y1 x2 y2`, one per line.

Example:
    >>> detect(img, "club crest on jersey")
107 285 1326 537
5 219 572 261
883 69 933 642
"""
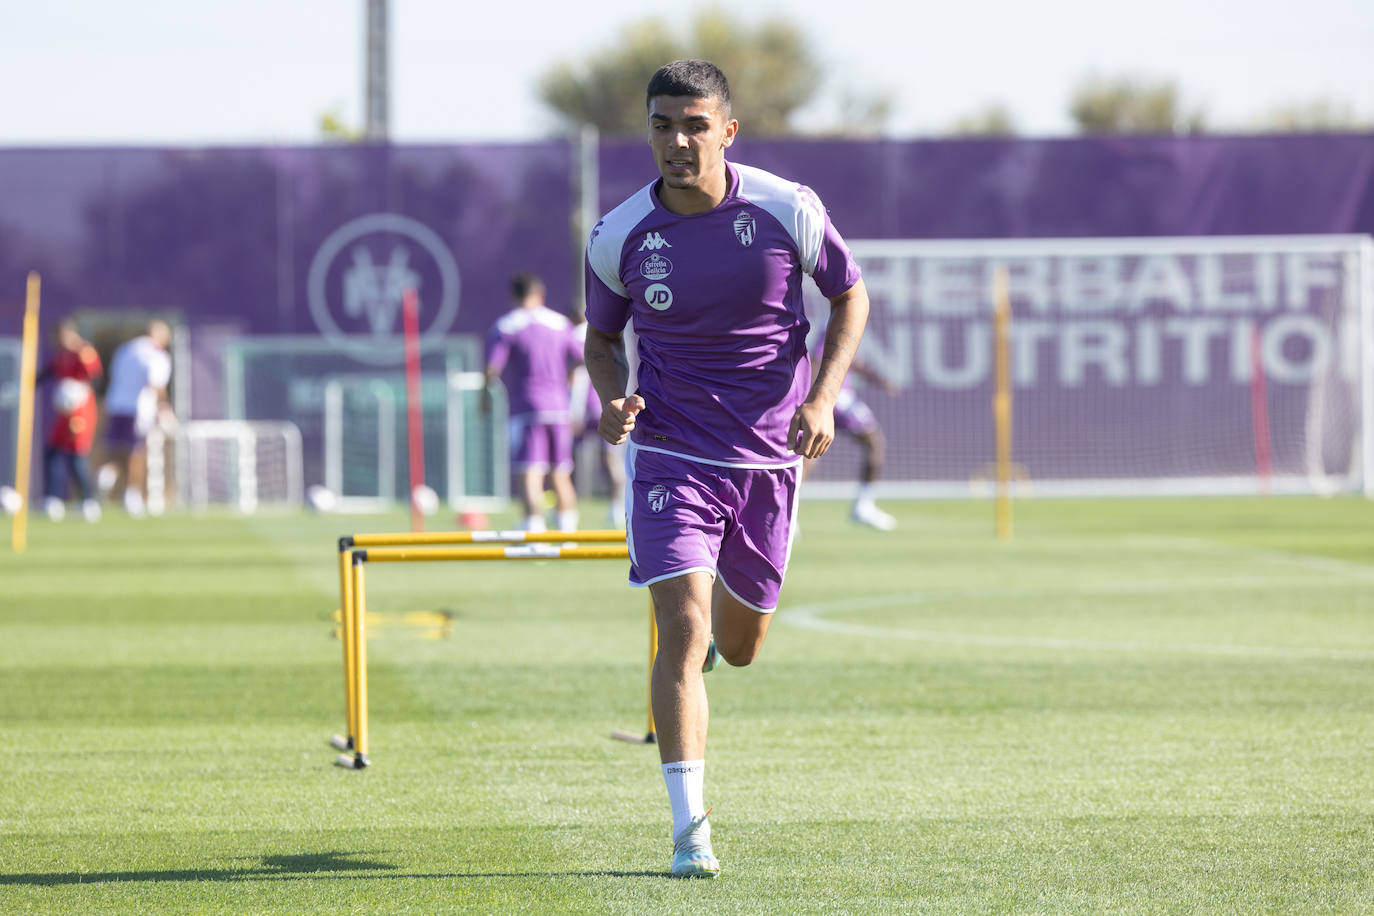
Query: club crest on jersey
639 253 673 281
647 484 670 513
638 232 672 251
733 211 756 247
644 283 674 311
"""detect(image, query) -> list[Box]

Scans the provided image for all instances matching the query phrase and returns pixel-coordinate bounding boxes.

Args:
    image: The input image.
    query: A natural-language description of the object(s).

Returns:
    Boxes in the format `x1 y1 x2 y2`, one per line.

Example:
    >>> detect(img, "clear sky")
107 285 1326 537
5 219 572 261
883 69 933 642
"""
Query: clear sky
4 0 1372 144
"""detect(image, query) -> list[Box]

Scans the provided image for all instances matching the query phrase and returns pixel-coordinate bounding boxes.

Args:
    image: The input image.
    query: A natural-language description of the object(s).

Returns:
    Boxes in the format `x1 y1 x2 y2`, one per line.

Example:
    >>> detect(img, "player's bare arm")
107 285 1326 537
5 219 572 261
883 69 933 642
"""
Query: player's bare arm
583 324 643 445
789 277 871 459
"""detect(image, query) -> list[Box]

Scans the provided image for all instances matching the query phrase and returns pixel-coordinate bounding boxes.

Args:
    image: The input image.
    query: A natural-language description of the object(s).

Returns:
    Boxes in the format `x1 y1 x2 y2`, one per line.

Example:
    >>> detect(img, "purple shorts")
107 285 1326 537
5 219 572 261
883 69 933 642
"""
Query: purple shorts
625 442 800 612
509 416 573 472
834 389 879 436
103 414 144 449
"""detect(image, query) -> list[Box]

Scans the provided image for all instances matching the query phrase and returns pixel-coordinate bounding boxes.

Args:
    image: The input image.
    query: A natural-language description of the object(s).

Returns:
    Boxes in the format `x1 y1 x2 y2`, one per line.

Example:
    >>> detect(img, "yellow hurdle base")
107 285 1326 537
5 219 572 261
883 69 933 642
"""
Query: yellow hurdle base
330 529 653 769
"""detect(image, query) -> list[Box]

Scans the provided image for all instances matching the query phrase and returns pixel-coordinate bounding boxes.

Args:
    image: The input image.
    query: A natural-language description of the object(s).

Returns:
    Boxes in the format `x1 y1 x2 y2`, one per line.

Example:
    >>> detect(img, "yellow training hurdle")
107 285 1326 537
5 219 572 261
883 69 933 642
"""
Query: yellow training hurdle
331 529 656 769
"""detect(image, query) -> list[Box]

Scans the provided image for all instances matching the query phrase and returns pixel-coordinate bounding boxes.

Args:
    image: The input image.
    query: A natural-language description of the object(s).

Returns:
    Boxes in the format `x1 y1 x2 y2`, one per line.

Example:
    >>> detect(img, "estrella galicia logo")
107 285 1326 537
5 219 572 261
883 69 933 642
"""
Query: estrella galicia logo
648 484 670 513
640 253 672 281
733 211 756 247
307 213 460 364
644 283 674 311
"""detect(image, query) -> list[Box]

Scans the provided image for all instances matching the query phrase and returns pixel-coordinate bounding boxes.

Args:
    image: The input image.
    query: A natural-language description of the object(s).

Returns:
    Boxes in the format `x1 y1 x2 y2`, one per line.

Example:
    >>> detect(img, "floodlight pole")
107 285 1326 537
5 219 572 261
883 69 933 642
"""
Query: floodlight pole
364 0 389 140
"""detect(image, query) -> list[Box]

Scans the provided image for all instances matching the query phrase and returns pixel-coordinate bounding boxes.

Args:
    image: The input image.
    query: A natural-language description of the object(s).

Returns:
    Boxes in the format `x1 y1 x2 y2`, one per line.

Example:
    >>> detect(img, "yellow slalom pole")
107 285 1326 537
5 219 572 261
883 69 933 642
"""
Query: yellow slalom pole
351 555 370 767
992 264 1013 541
11 272 41 554
646 596 657 742
612 594 659 745
332 544 357 754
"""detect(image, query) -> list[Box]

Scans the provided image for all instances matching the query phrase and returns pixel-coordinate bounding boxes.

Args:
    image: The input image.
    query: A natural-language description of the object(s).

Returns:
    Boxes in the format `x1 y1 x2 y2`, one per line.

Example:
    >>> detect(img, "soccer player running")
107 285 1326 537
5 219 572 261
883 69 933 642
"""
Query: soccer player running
583 60 870 878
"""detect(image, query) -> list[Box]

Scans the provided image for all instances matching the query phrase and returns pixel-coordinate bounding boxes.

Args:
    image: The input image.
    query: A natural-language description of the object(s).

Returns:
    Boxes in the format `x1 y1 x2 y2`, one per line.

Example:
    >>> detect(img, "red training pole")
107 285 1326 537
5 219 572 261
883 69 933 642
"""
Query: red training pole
1249 323 1272 494
402 287 426 531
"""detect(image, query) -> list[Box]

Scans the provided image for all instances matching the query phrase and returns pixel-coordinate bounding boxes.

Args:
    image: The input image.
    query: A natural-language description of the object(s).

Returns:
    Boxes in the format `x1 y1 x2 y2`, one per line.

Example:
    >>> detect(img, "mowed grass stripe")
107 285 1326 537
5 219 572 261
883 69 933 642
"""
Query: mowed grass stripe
0 497 1372 913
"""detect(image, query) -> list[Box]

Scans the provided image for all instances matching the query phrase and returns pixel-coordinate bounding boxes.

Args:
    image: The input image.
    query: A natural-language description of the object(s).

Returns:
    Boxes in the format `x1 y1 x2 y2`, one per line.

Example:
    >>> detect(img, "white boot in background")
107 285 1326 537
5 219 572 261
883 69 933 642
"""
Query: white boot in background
851 499 896 531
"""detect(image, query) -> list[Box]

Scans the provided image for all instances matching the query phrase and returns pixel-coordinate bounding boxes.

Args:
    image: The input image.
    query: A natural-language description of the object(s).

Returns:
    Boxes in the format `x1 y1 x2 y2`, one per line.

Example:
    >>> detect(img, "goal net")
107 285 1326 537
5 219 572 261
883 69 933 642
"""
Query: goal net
0 338 19 491
146 420 304 513
225 336 506 513
805 235 1374 498
320 370 508 513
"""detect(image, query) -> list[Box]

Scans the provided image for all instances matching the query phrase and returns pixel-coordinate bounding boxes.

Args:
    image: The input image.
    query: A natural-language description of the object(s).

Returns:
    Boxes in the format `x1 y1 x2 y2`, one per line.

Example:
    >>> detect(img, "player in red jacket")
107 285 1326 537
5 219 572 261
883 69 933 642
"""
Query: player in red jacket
38 320 103 521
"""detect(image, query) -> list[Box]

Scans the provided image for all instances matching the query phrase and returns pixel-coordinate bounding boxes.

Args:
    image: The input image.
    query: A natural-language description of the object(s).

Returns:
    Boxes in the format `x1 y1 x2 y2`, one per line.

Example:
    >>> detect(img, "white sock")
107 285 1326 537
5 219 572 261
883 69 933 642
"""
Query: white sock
662 760 708 841
556 509 579 532
522 514 546 533
855 482 875 506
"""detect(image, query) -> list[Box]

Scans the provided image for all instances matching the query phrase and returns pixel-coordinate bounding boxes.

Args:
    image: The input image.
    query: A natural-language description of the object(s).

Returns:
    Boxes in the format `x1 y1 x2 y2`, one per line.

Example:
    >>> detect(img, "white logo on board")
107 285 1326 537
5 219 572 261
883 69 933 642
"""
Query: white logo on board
307 213 461 364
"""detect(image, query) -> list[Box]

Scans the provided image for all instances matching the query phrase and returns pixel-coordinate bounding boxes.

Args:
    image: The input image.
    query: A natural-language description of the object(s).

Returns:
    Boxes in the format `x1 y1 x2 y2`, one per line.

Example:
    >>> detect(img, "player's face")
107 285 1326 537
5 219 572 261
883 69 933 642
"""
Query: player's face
648 94 738 209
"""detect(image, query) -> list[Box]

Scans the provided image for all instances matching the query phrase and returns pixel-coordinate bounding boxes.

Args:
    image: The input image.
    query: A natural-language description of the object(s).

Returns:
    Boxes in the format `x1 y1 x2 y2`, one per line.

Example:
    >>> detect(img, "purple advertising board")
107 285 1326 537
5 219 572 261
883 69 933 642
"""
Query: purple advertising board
0 142 578 338
2 133 1373 498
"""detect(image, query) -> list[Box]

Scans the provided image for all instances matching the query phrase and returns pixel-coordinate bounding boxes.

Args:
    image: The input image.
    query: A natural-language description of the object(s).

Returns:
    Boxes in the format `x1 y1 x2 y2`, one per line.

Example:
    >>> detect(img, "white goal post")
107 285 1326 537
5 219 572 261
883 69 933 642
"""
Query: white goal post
146 419 304 513
803 234 1374 499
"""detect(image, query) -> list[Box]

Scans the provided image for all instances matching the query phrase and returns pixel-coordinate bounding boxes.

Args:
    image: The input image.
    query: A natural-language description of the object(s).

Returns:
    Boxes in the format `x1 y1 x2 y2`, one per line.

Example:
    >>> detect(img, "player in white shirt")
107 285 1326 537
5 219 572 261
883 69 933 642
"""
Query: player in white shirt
99 320 173 517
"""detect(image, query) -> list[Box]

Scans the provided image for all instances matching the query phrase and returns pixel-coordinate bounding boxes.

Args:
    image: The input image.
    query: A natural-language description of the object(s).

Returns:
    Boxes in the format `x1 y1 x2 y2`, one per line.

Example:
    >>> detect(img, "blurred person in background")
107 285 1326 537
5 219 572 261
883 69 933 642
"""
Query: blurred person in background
569 308 627 527
804 339 898 531
483 273 582 532
38 319 103 522
98 320 173 518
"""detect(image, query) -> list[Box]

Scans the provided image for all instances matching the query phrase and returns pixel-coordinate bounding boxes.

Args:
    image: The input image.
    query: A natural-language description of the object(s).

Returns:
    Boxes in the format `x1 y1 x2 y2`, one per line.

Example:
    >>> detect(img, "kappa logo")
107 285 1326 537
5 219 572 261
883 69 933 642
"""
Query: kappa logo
647 484 670 513
639 253 673 281
638 232 672 251
733 211 756 247
644 283 674 311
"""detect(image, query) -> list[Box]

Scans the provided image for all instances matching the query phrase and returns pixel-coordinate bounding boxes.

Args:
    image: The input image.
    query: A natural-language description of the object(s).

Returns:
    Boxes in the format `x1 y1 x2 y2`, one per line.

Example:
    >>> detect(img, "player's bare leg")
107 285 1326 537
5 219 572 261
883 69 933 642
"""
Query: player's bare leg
549 468 578 532
851 427 895 531
711 577 772 667
519 469 546 531
124 449 148 518
648 571 720 877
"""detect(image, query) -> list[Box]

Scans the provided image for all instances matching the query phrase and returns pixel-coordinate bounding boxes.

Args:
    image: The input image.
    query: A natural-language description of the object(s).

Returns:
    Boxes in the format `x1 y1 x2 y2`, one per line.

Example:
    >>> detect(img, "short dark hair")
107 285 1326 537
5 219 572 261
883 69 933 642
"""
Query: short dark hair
645 59 731 115
510 272 543 301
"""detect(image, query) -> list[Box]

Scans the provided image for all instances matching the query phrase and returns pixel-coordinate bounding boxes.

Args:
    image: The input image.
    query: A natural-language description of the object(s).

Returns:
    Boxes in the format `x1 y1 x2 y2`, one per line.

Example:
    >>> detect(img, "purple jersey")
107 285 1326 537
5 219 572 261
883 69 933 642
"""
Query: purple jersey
485 306 581 420
585 161 861 467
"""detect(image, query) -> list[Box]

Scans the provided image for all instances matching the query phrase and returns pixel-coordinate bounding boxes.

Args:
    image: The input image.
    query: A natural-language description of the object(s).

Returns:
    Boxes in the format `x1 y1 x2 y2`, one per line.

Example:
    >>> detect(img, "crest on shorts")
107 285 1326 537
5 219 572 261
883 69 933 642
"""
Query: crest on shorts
733 211 756 247
647 484 670 513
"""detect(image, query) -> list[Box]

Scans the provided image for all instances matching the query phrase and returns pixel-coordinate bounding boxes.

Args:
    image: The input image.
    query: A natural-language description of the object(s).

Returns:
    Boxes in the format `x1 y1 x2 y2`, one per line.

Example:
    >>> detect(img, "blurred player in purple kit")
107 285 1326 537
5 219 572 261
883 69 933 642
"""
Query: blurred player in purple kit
805 340 899 531
570 312 627 526
583 60 870 878
484 273 582 532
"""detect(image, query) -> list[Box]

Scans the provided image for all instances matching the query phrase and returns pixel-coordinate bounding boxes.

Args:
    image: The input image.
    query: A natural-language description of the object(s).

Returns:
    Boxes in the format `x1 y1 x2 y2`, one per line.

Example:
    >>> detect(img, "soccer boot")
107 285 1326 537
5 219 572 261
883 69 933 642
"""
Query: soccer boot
702 639 720 673
670 811 719 879
851 500 896 531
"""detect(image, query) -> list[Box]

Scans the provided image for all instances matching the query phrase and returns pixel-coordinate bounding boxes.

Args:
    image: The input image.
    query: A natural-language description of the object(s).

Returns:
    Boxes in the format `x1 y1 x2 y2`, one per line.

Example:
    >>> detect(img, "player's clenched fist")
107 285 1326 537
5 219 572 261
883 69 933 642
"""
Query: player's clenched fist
600 394 645 445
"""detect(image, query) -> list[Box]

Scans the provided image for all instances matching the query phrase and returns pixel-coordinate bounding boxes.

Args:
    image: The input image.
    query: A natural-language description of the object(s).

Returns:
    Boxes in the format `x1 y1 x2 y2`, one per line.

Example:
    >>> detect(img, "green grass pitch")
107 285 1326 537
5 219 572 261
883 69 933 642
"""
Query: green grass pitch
2 495 1372 913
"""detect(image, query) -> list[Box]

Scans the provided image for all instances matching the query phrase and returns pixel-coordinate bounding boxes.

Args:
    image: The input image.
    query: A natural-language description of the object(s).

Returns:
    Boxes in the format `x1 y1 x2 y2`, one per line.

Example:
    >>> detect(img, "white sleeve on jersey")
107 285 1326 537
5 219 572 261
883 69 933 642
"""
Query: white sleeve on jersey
733 163 828 275
586 183 657 300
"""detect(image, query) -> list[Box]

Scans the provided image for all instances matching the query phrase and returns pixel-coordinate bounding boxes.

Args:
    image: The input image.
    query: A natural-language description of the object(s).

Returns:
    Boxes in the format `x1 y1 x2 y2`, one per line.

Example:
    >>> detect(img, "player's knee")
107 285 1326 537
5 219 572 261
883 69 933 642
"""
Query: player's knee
718 640 762 667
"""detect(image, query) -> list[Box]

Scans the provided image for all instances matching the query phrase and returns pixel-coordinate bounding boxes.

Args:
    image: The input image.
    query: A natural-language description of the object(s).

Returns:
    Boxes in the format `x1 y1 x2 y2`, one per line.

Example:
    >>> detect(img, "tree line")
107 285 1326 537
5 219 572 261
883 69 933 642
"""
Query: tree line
531 10 1371 138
